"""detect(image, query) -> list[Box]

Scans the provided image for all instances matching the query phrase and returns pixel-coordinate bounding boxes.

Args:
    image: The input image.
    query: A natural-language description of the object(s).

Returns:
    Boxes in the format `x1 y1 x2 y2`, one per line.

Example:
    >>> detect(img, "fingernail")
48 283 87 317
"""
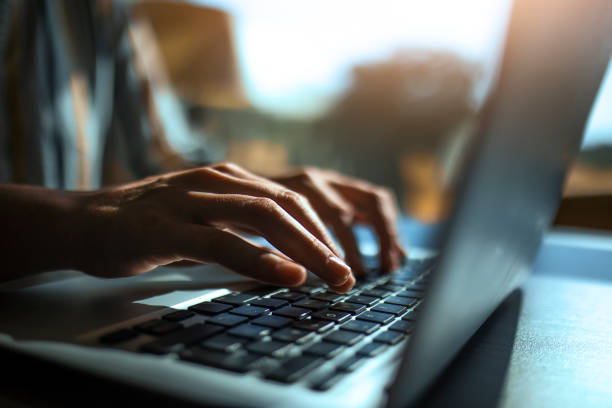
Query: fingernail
326 255 352 285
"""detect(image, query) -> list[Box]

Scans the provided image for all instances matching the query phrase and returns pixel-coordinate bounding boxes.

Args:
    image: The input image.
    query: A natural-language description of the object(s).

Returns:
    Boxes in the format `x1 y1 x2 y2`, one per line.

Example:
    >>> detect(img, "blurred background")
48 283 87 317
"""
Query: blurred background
127 0 612 228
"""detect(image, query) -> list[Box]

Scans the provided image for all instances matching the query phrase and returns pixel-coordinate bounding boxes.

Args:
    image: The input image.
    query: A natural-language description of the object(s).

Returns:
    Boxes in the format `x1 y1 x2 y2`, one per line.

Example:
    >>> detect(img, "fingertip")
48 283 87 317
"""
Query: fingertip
259 253 307 286
328 273 355 294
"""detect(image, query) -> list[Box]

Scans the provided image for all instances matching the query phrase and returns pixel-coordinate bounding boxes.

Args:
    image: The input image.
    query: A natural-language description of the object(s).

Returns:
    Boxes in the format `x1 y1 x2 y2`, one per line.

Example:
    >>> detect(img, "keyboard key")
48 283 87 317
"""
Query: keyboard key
377 283 405 292
341 320 381 334
180 347 260 373
244 286 284 297
374 330 405 345
271 291 306 302
295 285 326 295
357 342 388 357
163 310 195 322
246 340 293 357
405 282 426 291
310 292 345 303
214 293 259 306
371 303 407 315
227 324 271 339
272 328 315 344
385 296 418 307
250 298 289 310
346 295 379 306
189 302 232 315
357 311 395 325
312 310 351 324
338 355 367 372
293 299 330 311
293 319 334 333
141 323 224 354
389 320 414 333
252 315 293 329
206 313 248 327
329 302 366 315
230 305 269 317
396 290 424 299
359 288 393 298
303 341 345 359
99 328 139 344
266 355 323 383
325 330 364 346
402 310 417 321
201 334 248 353
312 371 345 391
273 306 311 320
134 319 182 336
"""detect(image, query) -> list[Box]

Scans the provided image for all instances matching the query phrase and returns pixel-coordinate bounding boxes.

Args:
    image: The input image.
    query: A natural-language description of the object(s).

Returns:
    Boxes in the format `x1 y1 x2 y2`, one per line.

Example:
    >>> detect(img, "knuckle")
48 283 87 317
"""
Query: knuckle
253 196 281 215
278 189 308 207
214 161 241 173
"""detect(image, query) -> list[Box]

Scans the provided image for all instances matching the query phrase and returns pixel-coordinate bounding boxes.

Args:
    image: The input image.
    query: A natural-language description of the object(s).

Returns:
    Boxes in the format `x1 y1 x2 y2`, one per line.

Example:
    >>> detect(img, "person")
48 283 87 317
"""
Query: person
0 0 406 292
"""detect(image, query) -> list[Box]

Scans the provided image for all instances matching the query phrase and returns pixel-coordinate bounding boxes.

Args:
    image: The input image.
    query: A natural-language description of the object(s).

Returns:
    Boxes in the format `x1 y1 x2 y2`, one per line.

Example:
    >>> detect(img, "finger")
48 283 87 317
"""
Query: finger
168 166 342 258
172 225 308 286
330 179 405 272
177 192 354 288
284 178 367 277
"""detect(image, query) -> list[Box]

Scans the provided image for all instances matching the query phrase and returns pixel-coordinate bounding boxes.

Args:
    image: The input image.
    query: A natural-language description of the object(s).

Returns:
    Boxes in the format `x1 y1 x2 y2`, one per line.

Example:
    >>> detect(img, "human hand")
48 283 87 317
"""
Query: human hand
69 163 355 292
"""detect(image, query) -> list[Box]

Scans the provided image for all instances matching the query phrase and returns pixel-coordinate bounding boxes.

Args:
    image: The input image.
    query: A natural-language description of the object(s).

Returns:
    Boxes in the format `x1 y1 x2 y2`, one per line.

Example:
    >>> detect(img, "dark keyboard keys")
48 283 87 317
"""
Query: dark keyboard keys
341 319 381 334
312 310 351 324
180 347 260 373
273 306 311 320
163 310 195 322
271 291 307 302
250 298 289 310
293 299 330 311
346 295 379 306
303 341 345 359
324 329 364 346
189 302 232 315
310 292 345 303
357 311 395 325
389 320 414 333
385 296 418 307
357 341 388 357
214 293 259 306
227 324 271 340
371 303 407 315
206 313 249 327
266 355 323 383
99 328 139 345
201 334 248 353
293 319 334 333
378 283 405 292
329 302 366 315
230 305 269 318
251 315 293 329
246 340 293 357
141 323 224 354
374 330 405 345
272 327 316 344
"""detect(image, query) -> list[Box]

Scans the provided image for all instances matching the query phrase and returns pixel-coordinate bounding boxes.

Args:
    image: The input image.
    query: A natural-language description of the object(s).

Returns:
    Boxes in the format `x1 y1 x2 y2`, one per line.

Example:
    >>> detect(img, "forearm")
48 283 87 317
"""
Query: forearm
0 185 80 281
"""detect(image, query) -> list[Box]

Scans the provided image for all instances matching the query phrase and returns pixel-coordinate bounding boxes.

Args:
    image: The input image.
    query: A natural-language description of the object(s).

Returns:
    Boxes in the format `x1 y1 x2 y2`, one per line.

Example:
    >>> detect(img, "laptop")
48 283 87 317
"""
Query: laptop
0 0 610 406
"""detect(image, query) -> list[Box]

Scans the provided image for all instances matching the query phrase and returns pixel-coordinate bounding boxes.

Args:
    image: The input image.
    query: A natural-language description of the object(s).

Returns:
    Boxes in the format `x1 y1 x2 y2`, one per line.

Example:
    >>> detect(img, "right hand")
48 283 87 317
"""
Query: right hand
69 163 355 292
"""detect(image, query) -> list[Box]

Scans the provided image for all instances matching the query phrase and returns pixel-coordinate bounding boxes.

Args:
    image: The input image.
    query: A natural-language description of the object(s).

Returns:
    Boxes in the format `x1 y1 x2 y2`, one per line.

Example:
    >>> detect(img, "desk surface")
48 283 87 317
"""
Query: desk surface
422 228 612 408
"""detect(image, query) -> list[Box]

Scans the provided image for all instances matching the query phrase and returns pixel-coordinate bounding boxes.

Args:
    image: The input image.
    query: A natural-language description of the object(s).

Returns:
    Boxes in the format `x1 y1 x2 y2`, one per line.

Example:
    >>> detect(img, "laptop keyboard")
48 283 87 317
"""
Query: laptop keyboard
98 256 435 391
